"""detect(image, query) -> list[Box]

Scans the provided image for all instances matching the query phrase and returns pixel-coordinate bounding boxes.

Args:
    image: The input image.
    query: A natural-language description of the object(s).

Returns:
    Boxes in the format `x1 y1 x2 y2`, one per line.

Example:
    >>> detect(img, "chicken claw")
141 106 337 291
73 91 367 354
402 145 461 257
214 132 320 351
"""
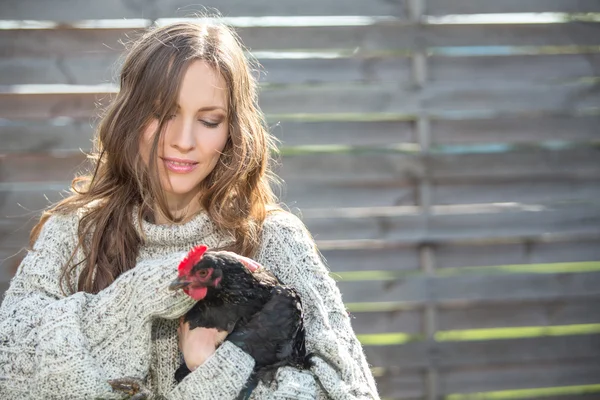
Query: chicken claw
108 376 152 400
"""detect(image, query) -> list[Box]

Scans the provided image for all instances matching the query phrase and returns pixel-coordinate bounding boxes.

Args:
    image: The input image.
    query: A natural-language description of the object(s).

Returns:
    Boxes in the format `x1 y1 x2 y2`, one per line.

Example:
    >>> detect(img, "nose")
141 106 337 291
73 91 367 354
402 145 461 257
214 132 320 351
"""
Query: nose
169 119 196 152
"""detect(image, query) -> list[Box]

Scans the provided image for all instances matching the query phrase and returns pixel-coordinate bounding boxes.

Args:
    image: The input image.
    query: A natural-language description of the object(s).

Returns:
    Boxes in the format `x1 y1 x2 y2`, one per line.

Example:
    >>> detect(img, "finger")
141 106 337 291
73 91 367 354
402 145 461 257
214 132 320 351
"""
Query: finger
216 330 228 346
221 252 262 272
240 257 261 272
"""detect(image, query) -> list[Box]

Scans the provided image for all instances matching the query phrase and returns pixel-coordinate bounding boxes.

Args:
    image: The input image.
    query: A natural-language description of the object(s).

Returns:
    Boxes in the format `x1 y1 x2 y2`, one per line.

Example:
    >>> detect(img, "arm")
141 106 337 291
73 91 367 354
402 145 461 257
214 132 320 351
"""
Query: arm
251 212 380 400
0 213 196 399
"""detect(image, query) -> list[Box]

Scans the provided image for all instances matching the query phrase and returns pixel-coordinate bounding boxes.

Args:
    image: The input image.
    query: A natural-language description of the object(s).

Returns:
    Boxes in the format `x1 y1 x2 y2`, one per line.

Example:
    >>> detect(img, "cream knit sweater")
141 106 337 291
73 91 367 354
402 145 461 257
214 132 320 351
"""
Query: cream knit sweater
0 208 379 399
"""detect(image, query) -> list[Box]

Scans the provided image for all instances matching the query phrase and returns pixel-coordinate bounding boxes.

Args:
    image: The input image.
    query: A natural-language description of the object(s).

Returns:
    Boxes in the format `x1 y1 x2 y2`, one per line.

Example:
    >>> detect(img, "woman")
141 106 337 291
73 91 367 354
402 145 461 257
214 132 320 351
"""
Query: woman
0 21 379 399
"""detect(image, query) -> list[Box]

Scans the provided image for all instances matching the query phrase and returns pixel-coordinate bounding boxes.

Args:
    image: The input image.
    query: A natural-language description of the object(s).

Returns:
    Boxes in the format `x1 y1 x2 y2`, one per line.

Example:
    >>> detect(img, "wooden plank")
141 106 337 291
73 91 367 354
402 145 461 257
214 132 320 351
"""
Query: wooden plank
523 395 600 400
246 56 414 85
0 281 10 297
272 120 415 147
0 0 409 20
1 22 599 58
0 182 71 218
431 114 600 144
436 239 600 270
1 147 599 193
433 272 600 305
423 22 600 48
363 334 600 369
425 147 600 183
2 52 598 87
0 121 96 154
334 272 600 304
437 334 600 367
0 27 135 58
427 0 600 15
363 341 429 369
349 298 600 336
0 56 120 85
418 82 600 116
433 180 600 205
0 154 88 183
0 56 414 86
494 395 599 400
429 53 600 86
438 299 600 331
374 372 425 400
0 221 36 255
351 309 423 335
2 80 598 118
441 362 600 395
0 248 23 281
4 0 600 21
321 247 420 272
278 181 417 209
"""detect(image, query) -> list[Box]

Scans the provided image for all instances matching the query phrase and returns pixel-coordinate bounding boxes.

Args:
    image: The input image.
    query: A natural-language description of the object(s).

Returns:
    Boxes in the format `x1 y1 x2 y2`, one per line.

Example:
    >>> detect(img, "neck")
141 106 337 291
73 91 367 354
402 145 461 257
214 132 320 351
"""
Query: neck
153 190 203 224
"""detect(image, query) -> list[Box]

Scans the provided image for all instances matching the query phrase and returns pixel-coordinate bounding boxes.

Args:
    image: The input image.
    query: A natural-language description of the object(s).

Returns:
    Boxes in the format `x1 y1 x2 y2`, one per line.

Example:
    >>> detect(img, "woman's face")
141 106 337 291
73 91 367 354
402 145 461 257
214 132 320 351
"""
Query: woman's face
140 60 230 212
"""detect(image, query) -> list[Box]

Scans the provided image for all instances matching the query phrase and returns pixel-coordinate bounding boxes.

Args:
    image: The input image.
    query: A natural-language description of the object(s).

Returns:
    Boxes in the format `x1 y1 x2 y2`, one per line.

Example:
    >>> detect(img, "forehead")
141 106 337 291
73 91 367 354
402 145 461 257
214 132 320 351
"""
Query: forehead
177 60 228 110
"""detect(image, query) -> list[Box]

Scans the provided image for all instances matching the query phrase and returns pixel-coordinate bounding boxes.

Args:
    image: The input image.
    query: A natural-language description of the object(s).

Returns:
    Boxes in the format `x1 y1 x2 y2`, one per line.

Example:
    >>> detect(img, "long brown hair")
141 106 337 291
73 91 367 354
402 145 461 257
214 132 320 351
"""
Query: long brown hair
29 21 281 294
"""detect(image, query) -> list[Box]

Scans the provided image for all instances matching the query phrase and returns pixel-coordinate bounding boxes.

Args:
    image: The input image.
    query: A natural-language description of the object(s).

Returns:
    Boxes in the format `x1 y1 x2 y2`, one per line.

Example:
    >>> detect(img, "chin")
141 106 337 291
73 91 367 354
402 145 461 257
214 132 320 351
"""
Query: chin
163 183 204 198
166 185 202 196
161 175 204 195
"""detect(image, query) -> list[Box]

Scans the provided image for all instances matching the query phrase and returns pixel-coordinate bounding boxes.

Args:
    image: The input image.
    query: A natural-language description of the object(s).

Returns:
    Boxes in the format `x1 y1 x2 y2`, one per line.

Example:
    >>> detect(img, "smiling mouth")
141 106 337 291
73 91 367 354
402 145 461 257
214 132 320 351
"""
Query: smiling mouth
161 158 199 173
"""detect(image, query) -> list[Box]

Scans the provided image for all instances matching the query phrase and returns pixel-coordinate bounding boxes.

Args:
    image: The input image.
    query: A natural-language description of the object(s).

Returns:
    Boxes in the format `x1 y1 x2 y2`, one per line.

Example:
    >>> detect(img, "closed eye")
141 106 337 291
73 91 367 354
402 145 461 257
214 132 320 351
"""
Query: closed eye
200 120 221 128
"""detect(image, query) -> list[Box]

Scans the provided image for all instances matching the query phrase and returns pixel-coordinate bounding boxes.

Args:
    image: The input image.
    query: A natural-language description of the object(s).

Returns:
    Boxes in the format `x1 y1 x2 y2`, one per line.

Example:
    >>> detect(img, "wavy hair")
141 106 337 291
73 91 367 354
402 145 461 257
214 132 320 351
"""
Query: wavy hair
30 21 281 294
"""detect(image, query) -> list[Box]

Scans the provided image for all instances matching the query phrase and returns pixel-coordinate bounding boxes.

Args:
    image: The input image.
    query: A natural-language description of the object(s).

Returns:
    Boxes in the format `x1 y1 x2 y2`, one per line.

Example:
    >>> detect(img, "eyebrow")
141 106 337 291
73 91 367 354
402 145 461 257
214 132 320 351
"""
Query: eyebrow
175 105 228 113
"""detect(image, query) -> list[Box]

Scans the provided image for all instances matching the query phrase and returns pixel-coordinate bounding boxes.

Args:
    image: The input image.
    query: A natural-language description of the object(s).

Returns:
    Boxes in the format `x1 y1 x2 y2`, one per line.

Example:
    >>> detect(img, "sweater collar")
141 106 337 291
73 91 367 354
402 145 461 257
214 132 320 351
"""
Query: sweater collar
132 206 215 247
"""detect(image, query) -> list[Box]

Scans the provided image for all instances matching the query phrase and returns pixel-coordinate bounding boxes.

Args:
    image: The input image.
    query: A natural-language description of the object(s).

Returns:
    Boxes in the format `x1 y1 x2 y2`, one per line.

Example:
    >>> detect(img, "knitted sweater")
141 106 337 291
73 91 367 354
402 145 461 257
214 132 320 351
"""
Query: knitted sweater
0 208 379 399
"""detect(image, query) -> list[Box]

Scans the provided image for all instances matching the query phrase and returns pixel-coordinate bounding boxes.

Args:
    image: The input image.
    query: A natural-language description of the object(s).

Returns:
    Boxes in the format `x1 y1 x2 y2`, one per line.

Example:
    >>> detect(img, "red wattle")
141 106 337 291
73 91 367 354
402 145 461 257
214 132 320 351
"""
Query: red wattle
187 286 208 301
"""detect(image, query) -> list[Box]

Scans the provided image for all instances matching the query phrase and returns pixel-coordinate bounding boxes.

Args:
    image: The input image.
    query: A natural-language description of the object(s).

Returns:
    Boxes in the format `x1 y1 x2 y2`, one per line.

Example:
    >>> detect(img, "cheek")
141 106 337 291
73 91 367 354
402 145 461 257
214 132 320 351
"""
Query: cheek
209 128 229 161
140 121 167 163
198 129 229 175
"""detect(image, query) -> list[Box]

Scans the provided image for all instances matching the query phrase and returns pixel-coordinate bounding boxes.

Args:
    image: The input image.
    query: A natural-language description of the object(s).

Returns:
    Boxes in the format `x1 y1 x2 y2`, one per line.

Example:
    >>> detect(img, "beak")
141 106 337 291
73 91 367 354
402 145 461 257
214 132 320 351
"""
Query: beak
169 277 191 291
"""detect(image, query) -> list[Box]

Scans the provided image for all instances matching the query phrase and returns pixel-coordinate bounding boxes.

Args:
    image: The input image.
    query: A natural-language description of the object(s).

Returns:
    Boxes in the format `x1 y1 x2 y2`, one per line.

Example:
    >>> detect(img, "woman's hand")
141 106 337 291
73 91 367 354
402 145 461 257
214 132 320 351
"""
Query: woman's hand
178 317 228 371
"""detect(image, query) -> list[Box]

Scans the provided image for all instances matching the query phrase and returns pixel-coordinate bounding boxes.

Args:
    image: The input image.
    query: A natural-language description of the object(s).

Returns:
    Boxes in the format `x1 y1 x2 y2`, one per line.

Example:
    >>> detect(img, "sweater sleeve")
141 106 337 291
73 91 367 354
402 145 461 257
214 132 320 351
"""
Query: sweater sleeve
0 213 196 399
251 211 380 400
165 341 256 399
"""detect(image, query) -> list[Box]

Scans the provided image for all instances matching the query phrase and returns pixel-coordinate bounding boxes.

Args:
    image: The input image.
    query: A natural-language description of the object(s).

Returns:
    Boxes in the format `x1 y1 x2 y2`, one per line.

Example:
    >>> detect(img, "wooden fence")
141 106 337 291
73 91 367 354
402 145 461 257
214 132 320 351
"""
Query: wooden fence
1 0 600 399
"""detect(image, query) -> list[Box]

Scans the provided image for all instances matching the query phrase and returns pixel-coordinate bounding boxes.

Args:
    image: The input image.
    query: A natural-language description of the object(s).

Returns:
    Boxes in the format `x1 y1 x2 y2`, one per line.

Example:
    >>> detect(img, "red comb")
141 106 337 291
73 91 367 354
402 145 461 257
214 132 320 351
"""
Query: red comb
178 245 208 276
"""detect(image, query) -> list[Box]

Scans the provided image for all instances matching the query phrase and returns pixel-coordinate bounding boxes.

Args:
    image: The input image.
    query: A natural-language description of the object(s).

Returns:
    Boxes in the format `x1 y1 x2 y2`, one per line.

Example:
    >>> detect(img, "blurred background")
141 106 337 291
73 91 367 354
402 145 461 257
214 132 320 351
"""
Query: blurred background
1 0 600 399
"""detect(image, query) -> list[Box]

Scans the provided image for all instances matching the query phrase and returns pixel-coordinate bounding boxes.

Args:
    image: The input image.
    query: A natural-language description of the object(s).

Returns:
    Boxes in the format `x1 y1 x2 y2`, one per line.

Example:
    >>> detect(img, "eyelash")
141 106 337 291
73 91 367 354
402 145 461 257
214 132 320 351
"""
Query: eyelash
159 114 221 128
201 120 221 129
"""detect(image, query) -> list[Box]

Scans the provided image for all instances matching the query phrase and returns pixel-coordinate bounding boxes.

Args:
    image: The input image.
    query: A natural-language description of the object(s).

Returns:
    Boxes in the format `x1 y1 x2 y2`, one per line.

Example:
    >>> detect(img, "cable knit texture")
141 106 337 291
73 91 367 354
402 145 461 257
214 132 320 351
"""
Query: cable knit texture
0 208 379 399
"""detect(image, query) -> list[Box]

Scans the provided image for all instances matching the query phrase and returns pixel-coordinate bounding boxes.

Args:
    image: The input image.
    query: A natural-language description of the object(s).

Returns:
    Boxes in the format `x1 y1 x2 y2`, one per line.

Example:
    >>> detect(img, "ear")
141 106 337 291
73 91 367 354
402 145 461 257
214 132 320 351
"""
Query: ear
178 245 208 276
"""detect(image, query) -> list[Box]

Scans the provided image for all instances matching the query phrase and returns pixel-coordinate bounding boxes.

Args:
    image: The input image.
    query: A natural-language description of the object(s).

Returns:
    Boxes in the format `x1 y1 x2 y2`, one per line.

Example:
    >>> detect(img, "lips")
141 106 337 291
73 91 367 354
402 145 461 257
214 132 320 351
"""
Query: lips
161 157 199 174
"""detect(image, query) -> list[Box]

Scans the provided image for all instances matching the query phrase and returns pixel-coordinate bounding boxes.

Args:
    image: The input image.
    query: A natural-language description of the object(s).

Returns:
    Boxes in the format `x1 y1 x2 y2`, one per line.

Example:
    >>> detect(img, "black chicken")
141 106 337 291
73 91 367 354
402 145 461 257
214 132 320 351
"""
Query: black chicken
109 245 311 400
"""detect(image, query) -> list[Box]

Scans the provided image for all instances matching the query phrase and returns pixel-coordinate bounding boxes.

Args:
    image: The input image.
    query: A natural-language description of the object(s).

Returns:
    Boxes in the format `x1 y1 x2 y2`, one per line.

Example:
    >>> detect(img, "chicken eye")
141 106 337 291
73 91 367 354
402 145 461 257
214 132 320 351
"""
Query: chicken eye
197 270 209 278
